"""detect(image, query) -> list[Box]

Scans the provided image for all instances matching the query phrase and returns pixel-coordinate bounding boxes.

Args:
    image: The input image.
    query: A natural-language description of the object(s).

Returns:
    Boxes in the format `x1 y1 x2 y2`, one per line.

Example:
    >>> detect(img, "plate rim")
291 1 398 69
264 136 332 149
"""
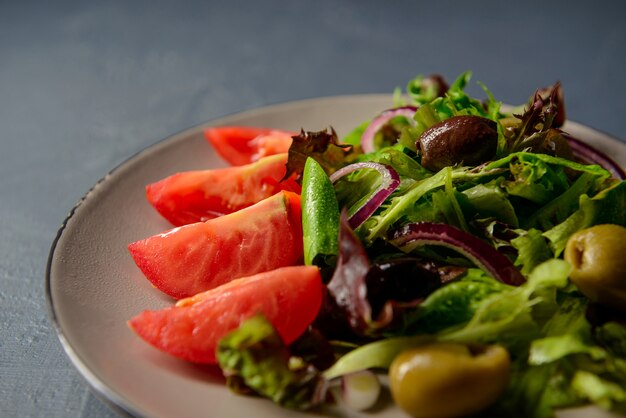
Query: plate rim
45 93 396 418
45 93 626 418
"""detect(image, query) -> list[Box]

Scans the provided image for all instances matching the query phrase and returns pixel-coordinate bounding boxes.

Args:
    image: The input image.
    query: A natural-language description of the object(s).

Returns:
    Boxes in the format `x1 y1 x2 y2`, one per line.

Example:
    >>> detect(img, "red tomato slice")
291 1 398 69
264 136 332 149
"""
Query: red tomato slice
146 153 301 226
128 191 303 299
204 126 295 166
128 265 323 364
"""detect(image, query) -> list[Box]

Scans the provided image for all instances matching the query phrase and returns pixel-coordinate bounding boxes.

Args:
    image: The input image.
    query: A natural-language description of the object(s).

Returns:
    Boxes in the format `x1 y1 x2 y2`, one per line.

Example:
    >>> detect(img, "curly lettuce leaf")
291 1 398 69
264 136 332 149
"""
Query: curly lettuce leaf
502 85 564 156
510 228 552 275
502 154 568 205
489 360 578 418
347 71 495 155
216 314 326 410
481 151 612 230
405 71 500 120
461 180 519 227
483 151 612 179
524 172 602 230
399 72 506 154
403 269 509 334
595 321 626 358
441 71 492 118
529 298 601 365
572 371 626 411
410 73 498 132
502 298 626 416
438 259 570 348
473 222 551 277
283 128 355 182
543 179 626 255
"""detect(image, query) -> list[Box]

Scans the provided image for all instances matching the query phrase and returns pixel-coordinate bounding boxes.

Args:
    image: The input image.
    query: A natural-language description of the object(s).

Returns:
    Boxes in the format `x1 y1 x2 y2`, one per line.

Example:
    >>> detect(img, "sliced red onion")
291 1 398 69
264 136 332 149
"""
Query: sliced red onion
330 162 400 229
360 106 417 153
335 370 381 411
565 134 626 180
390 222 526 286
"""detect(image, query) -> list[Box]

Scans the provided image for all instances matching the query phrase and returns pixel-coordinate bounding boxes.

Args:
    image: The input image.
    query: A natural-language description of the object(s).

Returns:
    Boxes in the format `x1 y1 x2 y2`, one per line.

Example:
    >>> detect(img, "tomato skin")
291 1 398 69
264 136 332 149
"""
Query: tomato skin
204 126 295 166
128 191 303 299
146 153 301 226
128 265 323 364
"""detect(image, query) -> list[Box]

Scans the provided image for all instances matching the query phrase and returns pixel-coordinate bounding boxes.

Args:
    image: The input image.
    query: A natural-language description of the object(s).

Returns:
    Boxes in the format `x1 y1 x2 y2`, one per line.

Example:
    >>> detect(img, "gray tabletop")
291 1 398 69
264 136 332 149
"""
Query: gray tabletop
2 1 625 417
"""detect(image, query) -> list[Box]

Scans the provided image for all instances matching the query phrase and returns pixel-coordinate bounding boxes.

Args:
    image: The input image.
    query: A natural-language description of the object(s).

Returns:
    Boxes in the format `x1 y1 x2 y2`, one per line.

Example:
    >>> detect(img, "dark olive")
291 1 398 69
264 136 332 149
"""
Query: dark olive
417 115 498 171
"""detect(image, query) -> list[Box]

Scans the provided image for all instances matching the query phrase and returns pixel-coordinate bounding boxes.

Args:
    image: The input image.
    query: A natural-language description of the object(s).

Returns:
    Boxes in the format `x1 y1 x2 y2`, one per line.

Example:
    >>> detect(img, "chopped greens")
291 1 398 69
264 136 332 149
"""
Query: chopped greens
216 314 327 410
216 72 626 417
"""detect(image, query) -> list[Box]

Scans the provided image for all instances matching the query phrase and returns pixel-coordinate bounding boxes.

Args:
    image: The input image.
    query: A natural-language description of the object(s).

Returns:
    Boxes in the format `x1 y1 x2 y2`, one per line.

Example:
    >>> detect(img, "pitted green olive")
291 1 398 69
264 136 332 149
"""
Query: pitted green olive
564 224 626 312
388 343 510 418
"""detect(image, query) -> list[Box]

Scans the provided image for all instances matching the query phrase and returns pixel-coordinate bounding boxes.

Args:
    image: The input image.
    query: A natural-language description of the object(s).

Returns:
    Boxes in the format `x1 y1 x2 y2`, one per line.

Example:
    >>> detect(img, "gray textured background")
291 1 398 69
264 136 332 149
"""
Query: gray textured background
1 1 625 417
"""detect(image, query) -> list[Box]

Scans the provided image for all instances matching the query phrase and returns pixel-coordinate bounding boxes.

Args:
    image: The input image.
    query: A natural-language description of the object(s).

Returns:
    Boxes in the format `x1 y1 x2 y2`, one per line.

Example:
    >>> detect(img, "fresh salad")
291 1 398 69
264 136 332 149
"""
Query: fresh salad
127 72 626 418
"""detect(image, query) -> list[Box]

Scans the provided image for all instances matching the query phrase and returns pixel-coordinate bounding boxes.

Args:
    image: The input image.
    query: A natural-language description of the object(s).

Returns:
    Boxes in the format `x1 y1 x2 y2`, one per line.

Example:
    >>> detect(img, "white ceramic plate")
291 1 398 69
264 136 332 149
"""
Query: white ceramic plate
47 95 626 418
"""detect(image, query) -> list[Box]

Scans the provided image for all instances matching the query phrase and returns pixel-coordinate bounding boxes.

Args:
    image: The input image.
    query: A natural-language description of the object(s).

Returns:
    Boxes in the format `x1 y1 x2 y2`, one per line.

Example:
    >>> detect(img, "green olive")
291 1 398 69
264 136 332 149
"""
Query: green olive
388 343 510 418
564 224 626 312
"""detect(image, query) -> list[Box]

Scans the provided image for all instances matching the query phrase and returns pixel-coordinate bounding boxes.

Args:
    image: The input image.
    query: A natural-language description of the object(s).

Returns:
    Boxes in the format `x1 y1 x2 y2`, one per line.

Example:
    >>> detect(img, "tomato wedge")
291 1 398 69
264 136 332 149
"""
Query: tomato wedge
128 191 303 299
146 153 301 226
128 265 323 364
204 126 295 166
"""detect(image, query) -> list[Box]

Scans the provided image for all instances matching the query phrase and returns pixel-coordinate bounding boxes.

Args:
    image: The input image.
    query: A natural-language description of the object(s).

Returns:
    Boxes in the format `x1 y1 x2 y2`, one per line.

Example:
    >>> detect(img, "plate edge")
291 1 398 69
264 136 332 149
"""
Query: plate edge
44 94 626 418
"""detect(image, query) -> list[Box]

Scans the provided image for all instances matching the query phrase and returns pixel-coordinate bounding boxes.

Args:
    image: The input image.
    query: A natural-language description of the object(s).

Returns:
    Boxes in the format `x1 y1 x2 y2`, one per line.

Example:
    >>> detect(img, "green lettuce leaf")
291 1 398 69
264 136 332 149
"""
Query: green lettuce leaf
362 165 502 242
524 172 602 230
437 71 491 119
572 371 626 410
439 259 570 347
489 360 579 418
483 151 612 179
595 321 626 358
403 269 509 333
529 298 603 365
462 180 519 227
501 296 626 416
543 179 626 255
501 154 567 205
216 315 326 410
510 228 553 275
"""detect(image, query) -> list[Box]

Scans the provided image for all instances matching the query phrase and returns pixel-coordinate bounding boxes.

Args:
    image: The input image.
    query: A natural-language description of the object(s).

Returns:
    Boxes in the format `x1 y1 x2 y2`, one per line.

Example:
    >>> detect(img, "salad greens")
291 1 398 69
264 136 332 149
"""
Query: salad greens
216 72 626 417
216 314 327 409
